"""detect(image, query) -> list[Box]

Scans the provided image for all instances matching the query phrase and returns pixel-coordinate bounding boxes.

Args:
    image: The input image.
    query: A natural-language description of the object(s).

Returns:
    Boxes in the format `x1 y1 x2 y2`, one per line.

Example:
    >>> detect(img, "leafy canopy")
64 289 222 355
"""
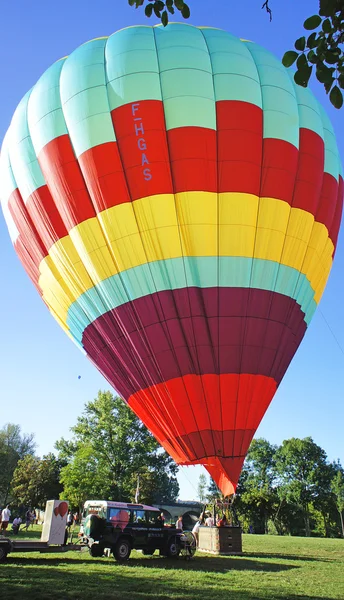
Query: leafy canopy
55 391 179 508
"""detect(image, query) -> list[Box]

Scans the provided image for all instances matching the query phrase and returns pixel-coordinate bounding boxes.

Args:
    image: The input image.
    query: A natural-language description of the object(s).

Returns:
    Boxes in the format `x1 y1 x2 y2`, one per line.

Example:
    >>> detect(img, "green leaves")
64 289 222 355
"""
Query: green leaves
132 0 191 26
283 2 344 108
282 51 298 67
295 36 306 52
330 85 343 108
145 2 154 16
304 15 322 30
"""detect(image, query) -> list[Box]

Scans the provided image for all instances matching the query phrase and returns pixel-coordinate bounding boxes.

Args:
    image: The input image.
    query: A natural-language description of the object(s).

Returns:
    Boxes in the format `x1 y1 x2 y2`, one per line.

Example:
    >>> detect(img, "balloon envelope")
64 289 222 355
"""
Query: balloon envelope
0 24 342 495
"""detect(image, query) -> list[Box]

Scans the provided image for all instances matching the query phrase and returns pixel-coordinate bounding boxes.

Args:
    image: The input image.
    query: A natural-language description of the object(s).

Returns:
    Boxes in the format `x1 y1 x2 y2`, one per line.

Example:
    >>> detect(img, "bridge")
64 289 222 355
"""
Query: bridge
153 500 203 530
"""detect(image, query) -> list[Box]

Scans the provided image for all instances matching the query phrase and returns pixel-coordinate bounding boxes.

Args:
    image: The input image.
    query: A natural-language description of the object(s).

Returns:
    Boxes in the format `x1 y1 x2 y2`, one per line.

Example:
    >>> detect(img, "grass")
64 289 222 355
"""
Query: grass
0 526 343 600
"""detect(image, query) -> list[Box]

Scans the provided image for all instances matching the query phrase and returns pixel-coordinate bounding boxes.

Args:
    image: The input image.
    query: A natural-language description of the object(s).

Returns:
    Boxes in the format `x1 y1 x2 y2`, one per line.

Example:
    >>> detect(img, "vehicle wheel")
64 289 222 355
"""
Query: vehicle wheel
142 549 155 556
165 537 180 558
0 547 8 563
89 543 104 558
113 538 131 562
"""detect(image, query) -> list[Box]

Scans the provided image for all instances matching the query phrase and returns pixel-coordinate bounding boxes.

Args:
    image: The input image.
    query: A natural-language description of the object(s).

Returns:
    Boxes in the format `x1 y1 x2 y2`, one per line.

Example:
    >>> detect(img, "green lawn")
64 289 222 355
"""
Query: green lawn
0 527 343 600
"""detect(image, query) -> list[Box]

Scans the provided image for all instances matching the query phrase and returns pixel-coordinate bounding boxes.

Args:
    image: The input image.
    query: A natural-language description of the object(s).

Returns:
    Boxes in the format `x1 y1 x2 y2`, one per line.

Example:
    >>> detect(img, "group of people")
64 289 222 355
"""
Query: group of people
191 512 230 544
0 506 38 535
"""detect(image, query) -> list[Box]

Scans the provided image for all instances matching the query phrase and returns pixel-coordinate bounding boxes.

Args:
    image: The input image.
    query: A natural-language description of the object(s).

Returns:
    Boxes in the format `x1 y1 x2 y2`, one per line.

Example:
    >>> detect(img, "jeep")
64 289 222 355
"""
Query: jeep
81 500 184 561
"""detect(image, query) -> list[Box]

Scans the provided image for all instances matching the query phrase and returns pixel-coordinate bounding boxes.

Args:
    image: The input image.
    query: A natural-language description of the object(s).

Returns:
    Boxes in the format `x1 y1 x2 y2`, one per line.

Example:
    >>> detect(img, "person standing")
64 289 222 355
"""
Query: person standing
66 511 74 531
205 513 214 527
192 519 202 545
175 515 183 530
1 506 11 532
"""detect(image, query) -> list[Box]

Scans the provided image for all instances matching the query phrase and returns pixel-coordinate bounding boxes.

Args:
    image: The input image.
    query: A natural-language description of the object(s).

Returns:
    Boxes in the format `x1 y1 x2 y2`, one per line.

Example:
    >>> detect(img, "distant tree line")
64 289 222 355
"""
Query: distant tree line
2 392 343 539
1 391 179 515
204 438 344 538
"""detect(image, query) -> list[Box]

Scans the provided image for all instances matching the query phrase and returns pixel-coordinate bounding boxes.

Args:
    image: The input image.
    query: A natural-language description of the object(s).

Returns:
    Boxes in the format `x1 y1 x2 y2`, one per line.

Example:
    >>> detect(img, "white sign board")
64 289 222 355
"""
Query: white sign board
41 500 69 545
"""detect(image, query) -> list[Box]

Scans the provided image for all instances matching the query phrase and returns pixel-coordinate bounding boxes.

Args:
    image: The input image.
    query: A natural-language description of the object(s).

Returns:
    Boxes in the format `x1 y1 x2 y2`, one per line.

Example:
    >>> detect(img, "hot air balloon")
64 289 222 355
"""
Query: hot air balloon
0 24 342 496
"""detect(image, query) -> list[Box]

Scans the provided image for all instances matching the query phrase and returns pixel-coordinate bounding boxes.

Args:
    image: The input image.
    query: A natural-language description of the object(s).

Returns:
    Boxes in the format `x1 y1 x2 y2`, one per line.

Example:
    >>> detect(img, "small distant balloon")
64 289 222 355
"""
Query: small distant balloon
78 375 81 380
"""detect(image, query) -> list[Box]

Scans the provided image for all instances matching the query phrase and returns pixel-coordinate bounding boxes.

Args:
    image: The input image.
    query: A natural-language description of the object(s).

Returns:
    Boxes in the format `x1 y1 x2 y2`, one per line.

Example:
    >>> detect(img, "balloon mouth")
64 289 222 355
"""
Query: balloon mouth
180 455 244 498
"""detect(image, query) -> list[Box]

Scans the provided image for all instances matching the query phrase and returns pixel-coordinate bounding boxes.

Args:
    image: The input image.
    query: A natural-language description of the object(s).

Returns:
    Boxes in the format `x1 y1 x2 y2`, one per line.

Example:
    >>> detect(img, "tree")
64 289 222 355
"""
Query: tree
237 439 278 534
197 473 207 504
56 391 179 509
0 423 36 505
331 464 344 537
129 0 344 108
11 453 63 509
275 437 332 537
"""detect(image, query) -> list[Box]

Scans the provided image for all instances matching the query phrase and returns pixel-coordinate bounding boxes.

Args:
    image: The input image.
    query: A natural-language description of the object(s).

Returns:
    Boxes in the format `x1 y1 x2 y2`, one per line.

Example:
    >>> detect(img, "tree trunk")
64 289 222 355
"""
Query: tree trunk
322 511 329 538
304 504 311 537
339 510 344 539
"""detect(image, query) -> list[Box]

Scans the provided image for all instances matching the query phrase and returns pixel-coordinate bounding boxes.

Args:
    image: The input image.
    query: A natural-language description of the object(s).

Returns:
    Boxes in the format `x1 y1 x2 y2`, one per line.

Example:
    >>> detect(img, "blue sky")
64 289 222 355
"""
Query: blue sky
0 0 343 501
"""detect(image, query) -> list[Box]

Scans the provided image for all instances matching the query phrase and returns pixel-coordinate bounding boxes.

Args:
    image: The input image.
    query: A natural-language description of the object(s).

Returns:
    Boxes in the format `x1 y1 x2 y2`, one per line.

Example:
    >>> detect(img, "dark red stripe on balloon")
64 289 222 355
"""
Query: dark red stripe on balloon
82 287 307 401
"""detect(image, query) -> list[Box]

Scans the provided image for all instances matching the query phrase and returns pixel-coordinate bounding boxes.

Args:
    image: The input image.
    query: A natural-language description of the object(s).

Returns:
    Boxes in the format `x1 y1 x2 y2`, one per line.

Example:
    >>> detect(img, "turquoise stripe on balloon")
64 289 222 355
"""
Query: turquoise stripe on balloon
317 103 341 181
0 133 20 241
154 25 216 131
8 91 47 201
288 72 324 140
244 41 299 148
66 257 316 344
106 26 161 111
200 28 262 107
60 38 116 158
28 59 68 156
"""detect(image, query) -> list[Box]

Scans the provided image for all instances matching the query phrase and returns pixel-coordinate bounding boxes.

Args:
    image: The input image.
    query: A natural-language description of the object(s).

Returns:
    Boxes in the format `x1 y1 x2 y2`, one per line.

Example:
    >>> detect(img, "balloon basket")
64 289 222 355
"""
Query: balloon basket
197 526 243 555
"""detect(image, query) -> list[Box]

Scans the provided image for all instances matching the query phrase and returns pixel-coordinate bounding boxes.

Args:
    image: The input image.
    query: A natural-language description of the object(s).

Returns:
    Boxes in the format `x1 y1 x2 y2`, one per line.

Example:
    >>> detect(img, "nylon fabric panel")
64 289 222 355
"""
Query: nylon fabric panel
36 194 334 330
82 288 306 394
0 24 343 496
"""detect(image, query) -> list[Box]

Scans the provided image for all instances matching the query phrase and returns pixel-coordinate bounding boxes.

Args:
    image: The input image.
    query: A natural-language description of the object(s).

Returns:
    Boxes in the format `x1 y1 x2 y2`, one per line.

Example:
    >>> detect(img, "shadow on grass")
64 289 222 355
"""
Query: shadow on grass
3 552 298 573
0 563 335 600
124 555 298 573
242 552 328 562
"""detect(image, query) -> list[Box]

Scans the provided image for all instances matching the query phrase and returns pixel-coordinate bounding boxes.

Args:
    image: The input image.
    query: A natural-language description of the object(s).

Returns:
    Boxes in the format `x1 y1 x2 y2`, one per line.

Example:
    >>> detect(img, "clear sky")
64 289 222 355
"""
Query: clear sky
0 0 343 501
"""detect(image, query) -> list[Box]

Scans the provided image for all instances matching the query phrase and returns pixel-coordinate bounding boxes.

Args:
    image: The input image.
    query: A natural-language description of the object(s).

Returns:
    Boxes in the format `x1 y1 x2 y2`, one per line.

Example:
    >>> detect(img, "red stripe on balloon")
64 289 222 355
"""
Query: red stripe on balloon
292 128 325 216
317 171 340 233
127 373 276 470
82 287 306 401
330 175 343 255
216 100 263 196
167 127 217 193
78 141 131 212
8 188 47 273
111 100 173 200
38 134 95 230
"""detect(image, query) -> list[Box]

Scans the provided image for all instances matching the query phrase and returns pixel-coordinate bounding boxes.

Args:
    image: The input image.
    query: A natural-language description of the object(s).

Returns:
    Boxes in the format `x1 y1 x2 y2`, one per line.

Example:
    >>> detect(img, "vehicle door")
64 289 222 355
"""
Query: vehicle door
108 507 131 541
146 510 165 550
130 509 148 548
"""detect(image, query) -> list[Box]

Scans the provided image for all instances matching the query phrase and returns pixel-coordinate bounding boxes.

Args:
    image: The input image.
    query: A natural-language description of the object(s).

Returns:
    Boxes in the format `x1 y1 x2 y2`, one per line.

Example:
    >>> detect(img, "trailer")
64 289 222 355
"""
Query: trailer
0 500 84 562
0 538 85 562
0 499 197 563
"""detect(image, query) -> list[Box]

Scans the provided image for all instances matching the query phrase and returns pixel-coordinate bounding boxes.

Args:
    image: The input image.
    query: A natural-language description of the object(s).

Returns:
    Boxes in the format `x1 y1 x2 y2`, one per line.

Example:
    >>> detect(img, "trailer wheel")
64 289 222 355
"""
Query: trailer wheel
0 546 8 563
113 538 131 562
89 543 104 558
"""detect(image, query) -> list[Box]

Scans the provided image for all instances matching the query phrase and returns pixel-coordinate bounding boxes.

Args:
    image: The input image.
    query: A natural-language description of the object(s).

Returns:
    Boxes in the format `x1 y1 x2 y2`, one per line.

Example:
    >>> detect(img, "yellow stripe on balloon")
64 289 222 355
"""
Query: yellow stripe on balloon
37 192 334 329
